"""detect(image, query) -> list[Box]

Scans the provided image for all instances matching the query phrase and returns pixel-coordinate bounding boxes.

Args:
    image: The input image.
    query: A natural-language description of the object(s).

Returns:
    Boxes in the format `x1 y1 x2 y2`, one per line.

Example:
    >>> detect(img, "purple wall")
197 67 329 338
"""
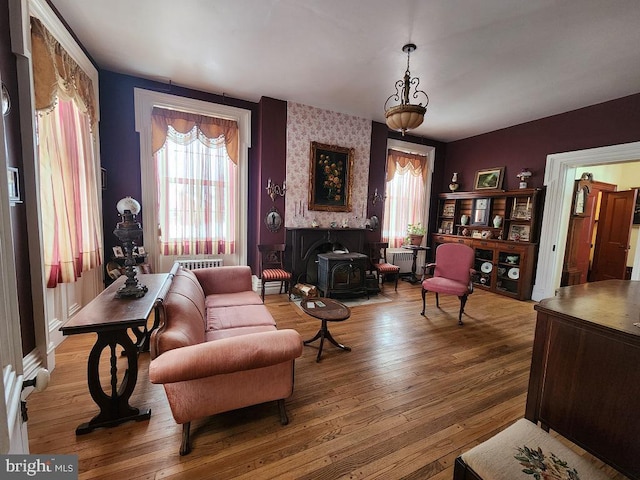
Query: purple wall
444 93 640 193
98 70 261 271
255 97 287 265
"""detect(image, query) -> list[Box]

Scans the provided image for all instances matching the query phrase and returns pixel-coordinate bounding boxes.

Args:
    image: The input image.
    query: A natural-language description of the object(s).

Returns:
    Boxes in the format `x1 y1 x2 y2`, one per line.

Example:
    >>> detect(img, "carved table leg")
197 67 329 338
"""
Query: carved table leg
76 328 151 435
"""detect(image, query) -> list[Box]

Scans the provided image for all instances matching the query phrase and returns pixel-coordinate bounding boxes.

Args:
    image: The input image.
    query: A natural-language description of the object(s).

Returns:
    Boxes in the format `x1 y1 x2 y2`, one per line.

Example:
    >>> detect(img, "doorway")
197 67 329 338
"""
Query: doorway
532 141 640 301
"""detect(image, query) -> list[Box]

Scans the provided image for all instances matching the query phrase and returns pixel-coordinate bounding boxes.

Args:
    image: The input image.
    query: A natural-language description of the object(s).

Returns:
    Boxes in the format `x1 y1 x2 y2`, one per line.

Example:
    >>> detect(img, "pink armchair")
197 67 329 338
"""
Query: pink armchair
420 243 475 325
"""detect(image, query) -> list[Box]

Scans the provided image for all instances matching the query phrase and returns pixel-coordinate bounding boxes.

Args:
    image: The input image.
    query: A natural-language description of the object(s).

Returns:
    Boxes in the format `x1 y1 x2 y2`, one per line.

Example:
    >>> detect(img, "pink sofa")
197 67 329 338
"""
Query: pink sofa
149 264 303 455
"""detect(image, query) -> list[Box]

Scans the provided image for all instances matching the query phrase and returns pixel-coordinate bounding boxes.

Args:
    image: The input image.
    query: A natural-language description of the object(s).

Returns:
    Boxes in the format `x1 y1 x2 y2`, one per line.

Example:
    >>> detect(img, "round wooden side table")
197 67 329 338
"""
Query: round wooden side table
300 298 351 362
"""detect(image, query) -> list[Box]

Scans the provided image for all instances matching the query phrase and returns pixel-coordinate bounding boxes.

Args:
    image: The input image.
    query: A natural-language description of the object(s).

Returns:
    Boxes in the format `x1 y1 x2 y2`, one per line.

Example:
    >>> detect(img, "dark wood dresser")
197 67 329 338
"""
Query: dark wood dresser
526 280 640 480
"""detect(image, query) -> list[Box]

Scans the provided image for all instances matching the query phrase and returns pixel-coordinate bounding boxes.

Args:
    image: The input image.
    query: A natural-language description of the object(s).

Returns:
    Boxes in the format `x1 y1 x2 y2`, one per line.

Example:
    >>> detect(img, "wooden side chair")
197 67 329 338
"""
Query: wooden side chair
367 242 400 291
258 244 292 301
421 243 475 325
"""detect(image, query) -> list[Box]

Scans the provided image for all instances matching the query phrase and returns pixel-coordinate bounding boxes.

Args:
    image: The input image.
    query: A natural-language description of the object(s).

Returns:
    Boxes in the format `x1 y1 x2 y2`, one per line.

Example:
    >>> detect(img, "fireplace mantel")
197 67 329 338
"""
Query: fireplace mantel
285 228 367 284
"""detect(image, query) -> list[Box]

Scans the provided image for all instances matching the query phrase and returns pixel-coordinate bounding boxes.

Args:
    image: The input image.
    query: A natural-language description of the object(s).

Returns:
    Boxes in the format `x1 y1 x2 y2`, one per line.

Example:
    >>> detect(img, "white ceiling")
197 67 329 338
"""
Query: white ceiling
50 0 640 142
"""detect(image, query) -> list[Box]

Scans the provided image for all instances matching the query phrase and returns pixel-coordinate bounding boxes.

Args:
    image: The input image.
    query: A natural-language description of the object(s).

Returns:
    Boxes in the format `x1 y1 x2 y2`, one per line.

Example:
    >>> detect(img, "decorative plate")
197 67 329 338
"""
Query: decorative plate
1 83 10 116
480 261 493 273
508 267 520 280
369 215 379 229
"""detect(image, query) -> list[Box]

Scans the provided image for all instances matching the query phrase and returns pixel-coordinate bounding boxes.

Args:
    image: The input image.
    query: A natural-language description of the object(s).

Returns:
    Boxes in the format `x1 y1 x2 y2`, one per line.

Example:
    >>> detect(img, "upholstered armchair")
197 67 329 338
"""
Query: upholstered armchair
420 243 475 325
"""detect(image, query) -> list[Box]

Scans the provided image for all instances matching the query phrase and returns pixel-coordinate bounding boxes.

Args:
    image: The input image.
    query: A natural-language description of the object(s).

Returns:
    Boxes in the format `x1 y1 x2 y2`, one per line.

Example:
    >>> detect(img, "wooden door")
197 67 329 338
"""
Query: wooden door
562 181 616 285
590 190 637 281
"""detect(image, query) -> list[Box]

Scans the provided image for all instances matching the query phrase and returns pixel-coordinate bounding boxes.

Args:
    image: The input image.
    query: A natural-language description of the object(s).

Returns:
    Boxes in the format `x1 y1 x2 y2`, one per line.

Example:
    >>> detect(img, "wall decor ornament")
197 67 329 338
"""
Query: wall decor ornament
264 206 283 232
308 141 354 212
473 166 505 190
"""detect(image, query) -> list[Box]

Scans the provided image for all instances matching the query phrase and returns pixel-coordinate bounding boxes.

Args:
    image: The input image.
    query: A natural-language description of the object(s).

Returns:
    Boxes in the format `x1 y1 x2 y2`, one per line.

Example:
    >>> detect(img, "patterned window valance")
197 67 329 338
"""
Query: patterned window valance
151 107 239 164
30 17 96 127
386 149 427 183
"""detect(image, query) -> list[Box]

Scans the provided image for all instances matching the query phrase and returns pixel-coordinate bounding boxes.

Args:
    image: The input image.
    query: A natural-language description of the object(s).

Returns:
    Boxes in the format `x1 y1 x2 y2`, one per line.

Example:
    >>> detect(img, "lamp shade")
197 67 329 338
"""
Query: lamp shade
116 196 141 215
385 104 426 132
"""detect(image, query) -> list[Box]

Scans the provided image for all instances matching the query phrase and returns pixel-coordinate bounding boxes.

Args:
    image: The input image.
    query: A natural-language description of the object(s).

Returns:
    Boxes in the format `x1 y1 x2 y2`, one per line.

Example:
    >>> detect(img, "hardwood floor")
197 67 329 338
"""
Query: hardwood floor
26 281 627 479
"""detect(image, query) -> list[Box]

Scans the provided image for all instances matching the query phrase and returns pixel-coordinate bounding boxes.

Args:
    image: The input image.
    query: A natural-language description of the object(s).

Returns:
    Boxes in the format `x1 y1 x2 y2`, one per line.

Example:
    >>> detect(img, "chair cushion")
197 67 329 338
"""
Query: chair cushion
373 262 400 274
262 268 291 281
422 276 470 296
460 418 609 480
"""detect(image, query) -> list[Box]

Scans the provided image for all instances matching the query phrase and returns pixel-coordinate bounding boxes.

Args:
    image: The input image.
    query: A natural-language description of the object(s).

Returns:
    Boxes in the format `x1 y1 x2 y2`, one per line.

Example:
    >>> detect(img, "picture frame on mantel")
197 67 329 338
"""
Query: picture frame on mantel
308 141 354 212
474 166 505 190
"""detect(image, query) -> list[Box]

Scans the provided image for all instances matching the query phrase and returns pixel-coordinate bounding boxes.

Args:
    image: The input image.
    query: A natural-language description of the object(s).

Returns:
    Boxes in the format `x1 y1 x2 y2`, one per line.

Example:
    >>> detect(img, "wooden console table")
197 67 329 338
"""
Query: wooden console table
60 273 172 434
527 280 640 479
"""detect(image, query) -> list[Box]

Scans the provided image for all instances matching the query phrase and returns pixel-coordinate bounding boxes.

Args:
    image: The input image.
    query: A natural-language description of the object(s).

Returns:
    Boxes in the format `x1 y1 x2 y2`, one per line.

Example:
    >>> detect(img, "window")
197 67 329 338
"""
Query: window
382 142 435 248
135 89 251 271
153 108 238 255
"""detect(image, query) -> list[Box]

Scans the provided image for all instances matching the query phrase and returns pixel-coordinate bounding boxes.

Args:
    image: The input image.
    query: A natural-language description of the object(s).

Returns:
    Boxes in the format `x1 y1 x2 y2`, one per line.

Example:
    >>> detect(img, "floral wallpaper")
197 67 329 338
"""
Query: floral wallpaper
286 102 372 228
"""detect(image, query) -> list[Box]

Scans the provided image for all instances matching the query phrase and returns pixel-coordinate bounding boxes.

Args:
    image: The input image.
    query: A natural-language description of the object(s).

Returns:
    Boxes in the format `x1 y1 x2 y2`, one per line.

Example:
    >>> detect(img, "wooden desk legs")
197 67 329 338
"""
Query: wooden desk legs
303 319 351 362
76 329 150 435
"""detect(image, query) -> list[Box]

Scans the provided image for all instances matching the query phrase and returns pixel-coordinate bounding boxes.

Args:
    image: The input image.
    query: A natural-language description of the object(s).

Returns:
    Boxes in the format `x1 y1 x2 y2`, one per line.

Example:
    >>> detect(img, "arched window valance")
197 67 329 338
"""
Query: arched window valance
386 149 427 183
30 16 96 127
151 107 239 164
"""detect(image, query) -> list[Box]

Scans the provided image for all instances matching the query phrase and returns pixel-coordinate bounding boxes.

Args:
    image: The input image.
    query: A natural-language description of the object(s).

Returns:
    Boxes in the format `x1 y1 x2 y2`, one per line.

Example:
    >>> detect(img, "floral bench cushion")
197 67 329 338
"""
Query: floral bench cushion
460 419 610 480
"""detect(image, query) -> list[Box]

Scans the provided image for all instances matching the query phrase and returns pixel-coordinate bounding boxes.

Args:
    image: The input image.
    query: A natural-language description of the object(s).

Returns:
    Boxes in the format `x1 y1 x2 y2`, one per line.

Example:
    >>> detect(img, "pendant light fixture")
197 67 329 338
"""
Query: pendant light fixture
384 43 429 135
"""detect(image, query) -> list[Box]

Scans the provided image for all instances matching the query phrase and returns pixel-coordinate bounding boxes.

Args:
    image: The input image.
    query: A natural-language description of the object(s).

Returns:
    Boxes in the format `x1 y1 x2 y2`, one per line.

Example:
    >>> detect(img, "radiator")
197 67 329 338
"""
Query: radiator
176 258 223 270
388 249 426 274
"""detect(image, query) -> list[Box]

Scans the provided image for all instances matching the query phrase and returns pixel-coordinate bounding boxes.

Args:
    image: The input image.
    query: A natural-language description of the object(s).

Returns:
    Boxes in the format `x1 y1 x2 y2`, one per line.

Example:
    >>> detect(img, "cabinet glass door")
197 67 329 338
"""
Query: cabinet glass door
474 248 494 287
496 250 521 294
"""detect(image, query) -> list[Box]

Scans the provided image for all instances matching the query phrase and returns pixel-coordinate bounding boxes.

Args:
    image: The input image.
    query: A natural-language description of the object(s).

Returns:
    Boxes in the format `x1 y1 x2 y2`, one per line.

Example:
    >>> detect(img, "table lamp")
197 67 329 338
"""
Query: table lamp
113 196 148 298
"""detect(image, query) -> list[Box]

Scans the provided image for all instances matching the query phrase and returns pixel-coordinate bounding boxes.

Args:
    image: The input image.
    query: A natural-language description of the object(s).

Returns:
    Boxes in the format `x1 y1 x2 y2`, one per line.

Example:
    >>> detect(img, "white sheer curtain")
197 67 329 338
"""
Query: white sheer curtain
37 98 103 286
32 17 102 287
382 149 428 248
154 119 238 256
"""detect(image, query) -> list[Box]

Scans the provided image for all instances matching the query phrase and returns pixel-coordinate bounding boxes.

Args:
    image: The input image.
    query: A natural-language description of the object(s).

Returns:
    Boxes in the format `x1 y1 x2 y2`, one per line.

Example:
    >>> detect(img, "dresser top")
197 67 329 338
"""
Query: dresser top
535 280 640 338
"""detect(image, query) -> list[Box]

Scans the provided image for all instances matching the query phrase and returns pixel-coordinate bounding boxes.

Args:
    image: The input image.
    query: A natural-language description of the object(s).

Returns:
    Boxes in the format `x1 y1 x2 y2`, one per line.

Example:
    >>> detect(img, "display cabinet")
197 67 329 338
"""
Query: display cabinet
432 188 542 300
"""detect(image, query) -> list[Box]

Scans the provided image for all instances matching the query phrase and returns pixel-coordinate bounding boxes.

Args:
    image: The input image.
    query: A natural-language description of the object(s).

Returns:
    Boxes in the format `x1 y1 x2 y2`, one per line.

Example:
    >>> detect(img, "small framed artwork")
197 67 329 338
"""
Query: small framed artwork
474 167 505 191
101 167 107 190
471 198 491 226
112 246 124 257
633 187 640 225
440 220 453 234
442 203 455 217
136 246 146 255
308 141 354 212
508 224 530 241
8 167 20 204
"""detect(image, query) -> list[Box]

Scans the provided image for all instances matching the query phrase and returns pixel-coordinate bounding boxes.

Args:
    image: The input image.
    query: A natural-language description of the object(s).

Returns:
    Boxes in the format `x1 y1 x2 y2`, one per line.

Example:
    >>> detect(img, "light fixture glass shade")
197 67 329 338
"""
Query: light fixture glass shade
116 196 141 215
385 104 426 132
384 44 429 135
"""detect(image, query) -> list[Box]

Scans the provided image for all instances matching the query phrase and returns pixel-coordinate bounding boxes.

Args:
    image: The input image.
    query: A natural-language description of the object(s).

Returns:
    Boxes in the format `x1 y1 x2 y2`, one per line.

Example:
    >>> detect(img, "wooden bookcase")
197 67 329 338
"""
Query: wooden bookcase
432 188 542 300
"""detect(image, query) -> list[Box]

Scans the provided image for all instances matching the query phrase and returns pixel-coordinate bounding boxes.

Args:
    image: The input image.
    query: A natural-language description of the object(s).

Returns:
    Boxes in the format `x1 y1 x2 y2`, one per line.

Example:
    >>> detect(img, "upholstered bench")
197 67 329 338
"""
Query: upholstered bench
454 418 610 480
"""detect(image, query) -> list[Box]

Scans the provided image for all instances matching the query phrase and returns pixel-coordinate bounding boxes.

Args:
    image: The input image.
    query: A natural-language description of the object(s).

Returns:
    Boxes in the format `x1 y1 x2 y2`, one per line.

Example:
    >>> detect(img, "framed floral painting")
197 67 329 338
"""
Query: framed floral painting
308 141 354 212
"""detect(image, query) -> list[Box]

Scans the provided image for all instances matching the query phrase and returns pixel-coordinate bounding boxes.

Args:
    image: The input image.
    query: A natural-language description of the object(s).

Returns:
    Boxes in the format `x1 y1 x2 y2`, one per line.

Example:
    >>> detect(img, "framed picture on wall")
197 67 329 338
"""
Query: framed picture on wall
308 141 354 212
474 166 505 190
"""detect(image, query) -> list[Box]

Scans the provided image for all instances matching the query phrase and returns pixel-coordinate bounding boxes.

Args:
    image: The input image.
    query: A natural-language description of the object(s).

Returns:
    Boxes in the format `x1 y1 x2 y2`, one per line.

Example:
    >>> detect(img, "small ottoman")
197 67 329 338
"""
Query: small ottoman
454 418 610 480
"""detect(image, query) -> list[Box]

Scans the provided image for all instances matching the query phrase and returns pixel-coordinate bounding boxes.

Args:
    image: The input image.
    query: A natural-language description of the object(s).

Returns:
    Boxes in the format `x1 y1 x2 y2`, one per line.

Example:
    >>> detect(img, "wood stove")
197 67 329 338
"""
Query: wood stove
286 228 367 284
316 252 368 298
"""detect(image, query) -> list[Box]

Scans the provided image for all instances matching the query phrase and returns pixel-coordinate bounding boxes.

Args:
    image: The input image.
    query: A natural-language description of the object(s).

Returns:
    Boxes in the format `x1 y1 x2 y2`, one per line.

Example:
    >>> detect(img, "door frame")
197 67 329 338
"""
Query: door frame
532 141 640 301
0 69 27 453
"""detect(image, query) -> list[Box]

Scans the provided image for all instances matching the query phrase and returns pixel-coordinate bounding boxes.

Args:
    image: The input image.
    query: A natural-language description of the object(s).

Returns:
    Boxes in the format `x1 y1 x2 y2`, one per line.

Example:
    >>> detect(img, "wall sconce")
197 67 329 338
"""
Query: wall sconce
369 188 387 205
266 178 286 201
516 168 532 189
